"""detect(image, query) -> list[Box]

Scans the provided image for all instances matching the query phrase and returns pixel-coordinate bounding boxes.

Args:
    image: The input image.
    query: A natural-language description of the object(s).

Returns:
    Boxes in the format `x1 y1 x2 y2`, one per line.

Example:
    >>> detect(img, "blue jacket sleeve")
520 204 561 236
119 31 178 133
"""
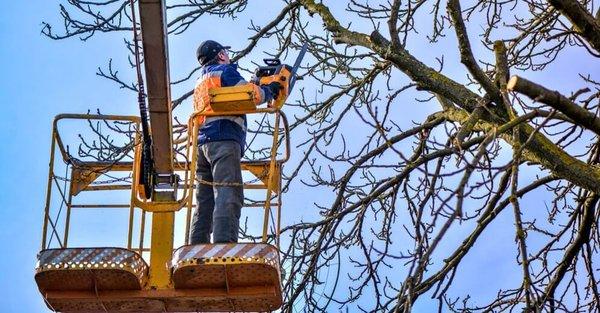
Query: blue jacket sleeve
221 65 274 104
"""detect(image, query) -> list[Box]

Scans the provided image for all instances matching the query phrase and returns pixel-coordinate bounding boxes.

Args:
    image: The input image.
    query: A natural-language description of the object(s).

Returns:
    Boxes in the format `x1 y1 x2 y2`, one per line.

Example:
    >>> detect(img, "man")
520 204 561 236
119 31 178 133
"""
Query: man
189 40 282 244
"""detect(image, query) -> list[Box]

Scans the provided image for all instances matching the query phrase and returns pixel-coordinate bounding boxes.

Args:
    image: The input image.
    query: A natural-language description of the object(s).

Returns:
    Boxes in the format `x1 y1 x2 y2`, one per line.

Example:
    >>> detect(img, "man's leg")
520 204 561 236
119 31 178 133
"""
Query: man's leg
205 141 243 243
189 145 215 244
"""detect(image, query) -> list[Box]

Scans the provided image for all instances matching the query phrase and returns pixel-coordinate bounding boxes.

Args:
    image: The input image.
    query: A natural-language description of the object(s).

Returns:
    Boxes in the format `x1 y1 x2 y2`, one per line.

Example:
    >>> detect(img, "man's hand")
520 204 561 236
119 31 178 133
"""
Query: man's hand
265 82 283 100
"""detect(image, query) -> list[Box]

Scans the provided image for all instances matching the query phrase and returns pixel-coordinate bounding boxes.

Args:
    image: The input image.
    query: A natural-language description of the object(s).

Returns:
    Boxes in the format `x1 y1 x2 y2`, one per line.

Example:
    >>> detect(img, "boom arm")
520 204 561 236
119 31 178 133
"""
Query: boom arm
138 0 173 176
137 0 176 288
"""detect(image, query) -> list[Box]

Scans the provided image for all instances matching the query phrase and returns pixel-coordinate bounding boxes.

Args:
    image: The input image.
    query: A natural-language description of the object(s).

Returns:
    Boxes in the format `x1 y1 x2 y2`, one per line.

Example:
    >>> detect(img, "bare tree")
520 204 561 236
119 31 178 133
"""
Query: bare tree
43 0 600 312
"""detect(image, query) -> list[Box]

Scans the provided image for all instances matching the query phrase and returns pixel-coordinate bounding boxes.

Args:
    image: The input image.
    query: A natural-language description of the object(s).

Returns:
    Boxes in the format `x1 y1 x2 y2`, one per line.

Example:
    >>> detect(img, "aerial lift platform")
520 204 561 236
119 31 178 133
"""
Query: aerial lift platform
35 108 290 312
34 0 303 311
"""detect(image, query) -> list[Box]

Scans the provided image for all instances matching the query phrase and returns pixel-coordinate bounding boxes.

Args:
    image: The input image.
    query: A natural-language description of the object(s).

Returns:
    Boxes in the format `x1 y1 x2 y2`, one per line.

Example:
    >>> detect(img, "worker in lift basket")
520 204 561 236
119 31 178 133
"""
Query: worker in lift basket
189 40 282 244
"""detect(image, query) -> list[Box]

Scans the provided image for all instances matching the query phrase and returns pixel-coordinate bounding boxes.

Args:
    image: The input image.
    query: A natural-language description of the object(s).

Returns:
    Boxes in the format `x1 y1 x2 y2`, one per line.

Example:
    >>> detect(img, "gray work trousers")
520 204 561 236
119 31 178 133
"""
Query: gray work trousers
189 141 244 244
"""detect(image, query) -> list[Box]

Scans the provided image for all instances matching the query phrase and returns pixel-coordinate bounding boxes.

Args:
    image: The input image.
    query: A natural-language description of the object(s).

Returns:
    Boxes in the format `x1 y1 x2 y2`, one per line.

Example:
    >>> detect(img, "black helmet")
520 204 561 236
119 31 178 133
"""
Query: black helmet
196 40 231 65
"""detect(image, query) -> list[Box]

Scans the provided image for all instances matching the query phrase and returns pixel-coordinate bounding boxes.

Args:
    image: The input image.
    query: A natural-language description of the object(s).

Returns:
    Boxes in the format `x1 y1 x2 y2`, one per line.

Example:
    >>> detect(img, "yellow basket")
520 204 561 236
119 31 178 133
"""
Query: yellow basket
209 85 257 112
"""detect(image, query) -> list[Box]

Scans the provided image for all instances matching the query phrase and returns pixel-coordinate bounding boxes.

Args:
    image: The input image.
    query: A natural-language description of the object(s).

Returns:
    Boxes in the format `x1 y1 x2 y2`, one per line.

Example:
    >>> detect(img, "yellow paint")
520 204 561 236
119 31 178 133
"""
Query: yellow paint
149 212 174 288
245 163 281 193
209 85 257 112
262 113 281 242
41 130 57 250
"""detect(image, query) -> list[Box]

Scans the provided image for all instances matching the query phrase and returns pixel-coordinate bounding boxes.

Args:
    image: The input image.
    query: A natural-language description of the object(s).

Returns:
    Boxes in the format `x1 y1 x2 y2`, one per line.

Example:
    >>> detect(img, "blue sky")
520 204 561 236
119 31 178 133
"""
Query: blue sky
0 2 139 311
2 1 600 312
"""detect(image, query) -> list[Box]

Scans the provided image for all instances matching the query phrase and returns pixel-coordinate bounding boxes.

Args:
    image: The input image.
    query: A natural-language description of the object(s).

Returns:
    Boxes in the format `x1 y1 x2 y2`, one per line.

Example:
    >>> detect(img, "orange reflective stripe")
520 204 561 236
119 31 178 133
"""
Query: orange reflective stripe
193 76 223 125
193 76 221 112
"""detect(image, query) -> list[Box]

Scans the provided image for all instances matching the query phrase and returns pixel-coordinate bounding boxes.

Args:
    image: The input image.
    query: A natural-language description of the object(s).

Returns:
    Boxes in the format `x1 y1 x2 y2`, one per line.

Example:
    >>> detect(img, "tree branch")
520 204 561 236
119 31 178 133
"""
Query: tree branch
546 0 600 53
507 75 600 136
299 0 600 194
537 192 598 308
447 0 501 103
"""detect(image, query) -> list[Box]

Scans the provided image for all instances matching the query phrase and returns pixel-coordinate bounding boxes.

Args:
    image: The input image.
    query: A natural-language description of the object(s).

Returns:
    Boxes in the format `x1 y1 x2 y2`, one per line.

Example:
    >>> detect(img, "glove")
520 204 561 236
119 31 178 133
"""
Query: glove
266 82 283 100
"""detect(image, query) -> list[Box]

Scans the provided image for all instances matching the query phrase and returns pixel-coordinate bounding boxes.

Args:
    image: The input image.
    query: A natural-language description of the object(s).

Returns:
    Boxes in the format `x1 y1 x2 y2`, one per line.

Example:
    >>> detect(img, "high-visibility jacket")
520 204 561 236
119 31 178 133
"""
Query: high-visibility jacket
193 63 274 151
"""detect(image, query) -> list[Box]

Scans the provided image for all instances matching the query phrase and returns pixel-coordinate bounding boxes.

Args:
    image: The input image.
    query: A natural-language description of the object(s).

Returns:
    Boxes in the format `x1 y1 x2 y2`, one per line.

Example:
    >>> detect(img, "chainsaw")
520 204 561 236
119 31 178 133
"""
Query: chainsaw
252 43 308 108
